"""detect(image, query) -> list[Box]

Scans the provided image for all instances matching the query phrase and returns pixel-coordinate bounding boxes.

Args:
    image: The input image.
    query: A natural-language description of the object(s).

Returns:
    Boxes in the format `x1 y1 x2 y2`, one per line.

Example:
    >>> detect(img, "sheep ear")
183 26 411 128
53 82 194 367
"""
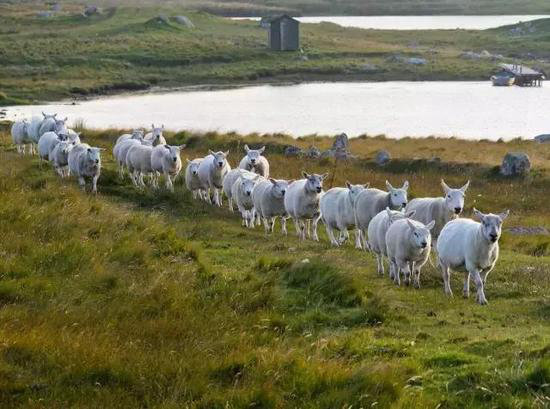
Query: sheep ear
186 158 191 163
406 219 416 230
405 209 416 218
224 150 229 157
161 124 165 130
287 179 295 184
426 220 436 230
179 144 186 150
42 111 46 118
402 180 409 191
164 145 171 150
208 149 215 155
53 113 57 118
386 180 394 191
385 207 392 218
364 183 370 189
321 173 329 180
473 208 484 221
63 117 68 122
151 124 155 129
244 144 249 152
302 171 309 178
259 146 265 154
441 179 450 194
345 181 352 189
460 180 470 193
269 178 277 185
498 210 510 221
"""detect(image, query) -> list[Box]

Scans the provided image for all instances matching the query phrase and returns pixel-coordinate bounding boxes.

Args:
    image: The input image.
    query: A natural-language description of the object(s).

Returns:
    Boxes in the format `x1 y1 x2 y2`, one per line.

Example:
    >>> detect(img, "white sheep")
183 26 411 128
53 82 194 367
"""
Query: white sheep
38 131 67 161
66 129 81 144
11 119 31 154
368 208 416 276
239 145 270 178
113 136 145 179
50 140 75 177
406 179 470 240
151 144 185 191
284 172 327 241
223 168 256 211
231 174 262 227
252 178 292 234
386 218 435 287
68 143 102 193
354 180 409 249
125 144 154 187
185 158 204 199
197 150 231 206
39 115 68 138
144 124 166 146
437 208 509 305
115 129 144 145
319 182 369 246
27 113 57 153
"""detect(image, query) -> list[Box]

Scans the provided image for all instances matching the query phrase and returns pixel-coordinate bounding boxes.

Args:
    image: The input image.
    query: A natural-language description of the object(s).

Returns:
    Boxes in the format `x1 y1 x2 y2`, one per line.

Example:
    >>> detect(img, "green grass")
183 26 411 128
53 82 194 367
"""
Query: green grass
3 2 550 105
0 122 549 407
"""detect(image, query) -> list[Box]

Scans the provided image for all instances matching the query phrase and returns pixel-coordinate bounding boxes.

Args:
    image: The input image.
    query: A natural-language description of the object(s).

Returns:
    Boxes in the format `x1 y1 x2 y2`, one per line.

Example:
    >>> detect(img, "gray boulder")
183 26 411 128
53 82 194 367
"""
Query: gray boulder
534 134 550 143
284 145 302 156
304 146 321 159
500 152 531 176
375 150 391 166
83 5 100 17
37 11 54 18
406 57 427 65
332 133 349 151
173 15 194 28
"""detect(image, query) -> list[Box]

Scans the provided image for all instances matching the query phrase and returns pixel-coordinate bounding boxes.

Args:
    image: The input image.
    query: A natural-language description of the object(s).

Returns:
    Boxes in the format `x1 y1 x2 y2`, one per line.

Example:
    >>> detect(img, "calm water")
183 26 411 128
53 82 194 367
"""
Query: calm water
5 82 550 140
234 15 550 30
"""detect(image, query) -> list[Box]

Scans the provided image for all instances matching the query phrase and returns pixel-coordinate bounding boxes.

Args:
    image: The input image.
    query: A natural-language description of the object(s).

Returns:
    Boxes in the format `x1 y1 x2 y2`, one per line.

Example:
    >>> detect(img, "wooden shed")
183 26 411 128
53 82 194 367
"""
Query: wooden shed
269 15 299 51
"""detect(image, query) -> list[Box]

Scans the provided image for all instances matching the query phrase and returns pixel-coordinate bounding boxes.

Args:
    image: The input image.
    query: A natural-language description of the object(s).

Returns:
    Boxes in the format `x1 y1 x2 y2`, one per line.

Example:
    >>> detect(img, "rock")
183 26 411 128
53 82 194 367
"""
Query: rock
284 145 302 156
304 146 321 159
406 57 427 65
83 5 100 17
507 226 549 236
500 152 531 177
36 11 54 18
332 133 349 151
534 134 550 143
153 15 170 24
375 150 391 166
173 15 194 28
51 3 62 11
360 63 378 73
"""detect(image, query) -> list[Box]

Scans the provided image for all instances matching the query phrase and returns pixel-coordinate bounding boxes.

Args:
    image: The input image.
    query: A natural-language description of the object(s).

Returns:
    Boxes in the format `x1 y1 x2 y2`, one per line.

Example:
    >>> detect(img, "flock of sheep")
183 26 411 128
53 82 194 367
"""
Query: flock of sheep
11 114 510 305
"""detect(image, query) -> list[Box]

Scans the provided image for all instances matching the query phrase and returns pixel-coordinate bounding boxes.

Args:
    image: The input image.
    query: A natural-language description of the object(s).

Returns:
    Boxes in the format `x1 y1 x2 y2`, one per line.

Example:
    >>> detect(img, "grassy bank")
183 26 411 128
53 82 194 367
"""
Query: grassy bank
3 3 550 105
0 122 549 408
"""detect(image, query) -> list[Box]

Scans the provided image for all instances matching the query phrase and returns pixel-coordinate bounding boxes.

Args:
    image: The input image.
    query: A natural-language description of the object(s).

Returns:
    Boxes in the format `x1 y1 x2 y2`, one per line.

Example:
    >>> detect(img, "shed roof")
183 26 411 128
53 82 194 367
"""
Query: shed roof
270 15 299 24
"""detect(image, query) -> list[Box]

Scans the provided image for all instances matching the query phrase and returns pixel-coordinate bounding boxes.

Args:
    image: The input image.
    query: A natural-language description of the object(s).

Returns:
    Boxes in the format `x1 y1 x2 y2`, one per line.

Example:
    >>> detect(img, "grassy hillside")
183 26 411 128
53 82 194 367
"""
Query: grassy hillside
3 3 550 105
0 122 549 408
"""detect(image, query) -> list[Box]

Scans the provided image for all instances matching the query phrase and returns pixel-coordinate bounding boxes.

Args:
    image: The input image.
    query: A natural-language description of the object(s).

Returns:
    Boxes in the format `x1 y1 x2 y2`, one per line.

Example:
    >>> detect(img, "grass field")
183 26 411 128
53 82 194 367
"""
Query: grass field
0 121 549 408
3 2 550 106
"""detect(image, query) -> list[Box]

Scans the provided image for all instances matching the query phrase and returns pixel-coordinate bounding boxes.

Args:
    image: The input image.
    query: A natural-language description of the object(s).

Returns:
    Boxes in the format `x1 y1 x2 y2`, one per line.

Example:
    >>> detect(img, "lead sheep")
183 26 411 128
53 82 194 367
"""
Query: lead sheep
197 150 231 206
368 208 416 276
252 178 292 234
223 168 255 211
151 144 185 191
354 181 409 249
185 158 204 199
144 124 166 146
406 179 470 240
319 182 368 246
386 218 435 287
125 144 154 187
231 174 262 227
284 172 327 241
239 145 269 178
437 208 509 305
11 119 31 154
68 143 102 193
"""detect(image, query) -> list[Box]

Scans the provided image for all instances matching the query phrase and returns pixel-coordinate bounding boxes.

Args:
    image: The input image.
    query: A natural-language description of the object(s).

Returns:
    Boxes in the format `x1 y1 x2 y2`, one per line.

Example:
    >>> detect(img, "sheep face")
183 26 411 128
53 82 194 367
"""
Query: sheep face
302 172 328 194
131 130 144 140
42 112 57 119
442 180 470 215
244 145 265 167
187 160 200 176
240 176 258 197
345 182 369 205
474 209 509 243
270 179 289 199
164 145 182 163
386 180 409 209
150 124 164 139
407 219 435 249
54 118 68 135
87 147 101 167
60 141 74 155
209 150 229 169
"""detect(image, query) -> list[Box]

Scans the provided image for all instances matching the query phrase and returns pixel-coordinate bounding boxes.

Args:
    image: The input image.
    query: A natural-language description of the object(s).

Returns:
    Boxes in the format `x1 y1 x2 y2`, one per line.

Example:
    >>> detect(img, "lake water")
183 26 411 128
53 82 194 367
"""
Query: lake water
4 81 550 140
234 15 550 30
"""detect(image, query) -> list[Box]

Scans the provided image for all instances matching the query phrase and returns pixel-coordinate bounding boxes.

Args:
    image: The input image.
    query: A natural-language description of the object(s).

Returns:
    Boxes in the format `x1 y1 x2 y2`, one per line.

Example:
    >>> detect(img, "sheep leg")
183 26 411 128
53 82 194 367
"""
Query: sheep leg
78 176 86 191
294 218 301 237
403 261 412 286
481 266 493 286
354 229 362 249
413 261 425 289
440 261 453 297
325 224 339 246
281 217 288 235
375 253 384 276
166 173 174 192
263 217 270 234
312 214 320 242
392 259 401 286
471 269 488 305
463 272 470 298
91 175 99 194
